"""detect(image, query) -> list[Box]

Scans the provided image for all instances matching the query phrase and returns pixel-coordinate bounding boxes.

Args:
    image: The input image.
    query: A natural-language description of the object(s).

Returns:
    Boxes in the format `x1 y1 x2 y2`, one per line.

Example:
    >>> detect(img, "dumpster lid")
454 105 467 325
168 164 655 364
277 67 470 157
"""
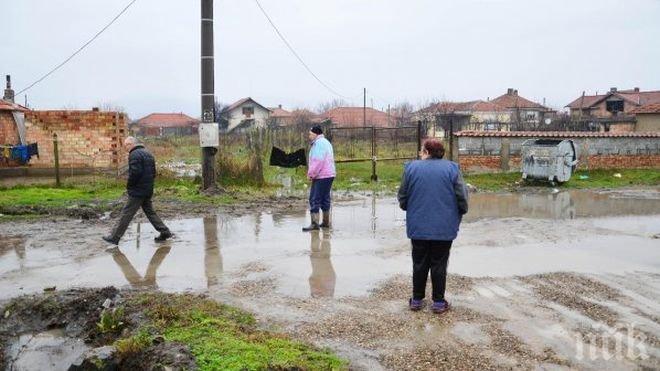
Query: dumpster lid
523 139 566 146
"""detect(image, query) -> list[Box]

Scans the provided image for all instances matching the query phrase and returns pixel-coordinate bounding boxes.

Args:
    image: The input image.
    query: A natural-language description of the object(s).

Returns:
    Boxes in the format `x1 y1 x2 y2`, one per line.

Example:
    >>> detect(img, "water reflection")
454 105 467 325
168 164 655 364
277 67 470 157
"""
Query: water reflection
465 190 659 220
0 235 26 260
111 242 172 288
204 216 223 288
309 230 336 297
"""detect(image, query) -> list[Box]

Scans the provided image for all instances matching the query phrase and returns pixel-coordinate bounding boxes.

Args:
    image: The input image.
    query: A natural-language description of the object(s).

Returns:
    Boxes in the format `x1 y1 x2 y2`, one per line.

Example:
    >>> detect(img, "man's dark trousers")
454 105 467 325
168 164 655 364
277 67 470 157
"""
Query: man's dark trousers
309 177 334 213
411 240 452 302
110 196 169 241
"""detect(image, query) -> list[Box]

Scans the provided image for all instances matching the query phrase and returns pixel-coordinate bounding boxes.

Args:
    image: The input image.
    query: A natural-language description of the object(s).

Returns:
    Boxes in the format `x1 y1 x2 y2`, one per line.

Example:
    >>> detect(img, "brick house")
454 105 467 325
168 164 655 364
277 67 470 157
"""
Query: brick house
322 107 391 128
565 88 660 132
268 105 294 127
631 103 660 132
490 88 551 126
0 100 29 146
415 100 512 137
134 113 200 137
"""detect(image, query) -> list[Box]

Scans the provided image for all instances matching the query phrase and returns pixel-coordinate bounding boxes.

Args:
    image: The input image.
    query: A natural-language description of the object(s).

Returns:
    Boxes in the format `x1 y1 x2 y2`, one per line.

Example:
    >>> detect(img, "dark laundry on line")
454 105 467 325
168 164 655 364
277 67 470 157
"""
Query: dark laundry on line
11 145 29 164
28 143 39 159
269 146 306 168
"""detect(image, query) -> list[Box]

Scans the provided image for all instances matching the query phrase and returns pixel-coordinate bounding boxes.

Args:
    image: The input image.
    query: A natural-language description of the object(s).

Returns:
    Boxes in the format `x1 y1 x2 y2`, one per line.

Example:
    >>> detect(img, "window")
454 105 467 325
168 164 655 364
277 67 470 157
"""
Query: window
606 100 624 114
242 106 254 116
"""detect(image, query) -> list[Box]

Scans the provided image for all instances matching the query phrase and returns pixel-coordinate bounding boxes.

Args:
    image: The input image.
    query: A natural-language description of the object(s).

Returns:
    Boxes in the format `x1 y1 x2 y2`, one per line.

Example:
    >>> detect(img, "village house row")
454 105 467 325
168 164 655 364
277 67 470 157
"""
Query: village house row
128 87 660 137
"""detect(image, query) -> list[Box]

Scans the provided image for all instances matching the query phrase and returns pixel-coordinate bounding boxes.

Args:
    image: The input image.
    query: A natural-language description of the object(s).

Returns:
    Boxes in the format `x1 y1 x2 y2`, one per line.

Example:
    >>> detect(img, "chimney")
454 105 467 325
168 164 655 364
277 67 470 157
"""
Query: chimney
3 75 14 103
513 89 518 96
610 87 617 93
507 88 514 95
278 104 282 109
634 87 640 92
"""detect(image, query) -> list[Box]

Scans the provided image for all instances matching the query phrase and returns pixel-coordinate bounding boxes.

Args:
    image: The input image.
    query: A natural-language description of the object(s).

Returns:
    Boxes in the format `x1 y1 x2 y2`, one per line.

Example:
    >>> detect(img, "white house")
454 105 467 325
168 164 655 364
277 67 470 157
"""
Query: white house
221 97 272 132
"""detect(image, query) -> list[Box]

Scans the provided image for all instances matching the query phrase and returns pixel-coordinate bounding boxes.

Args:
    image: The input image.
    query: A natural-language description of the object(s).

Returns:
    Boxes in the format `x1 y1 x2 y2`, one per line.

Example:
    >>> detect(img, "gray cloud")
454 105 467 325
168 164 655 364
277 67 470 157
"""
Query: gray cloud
2 0 659 119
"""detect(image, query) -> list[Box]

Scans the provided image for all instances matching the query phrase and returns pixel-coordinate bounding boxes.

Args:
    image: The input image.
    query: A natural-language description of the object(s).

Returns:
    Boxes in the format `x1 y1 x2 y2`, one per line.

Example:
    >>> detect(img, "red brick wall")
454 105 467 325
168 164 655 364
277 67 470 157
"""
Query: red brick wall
0 111 20 145
459 155 500 171
459 154 659 172
21 110 127 169
585 155 660 169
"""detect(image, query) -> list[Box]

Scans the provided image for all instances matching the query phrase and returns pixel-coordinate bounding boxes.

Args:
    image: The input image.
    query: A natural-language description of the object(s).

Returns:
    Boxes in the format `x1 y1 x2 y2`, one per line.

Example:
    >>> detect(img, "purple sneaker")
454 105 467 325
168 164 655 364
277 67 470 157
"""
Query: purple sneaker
408 298 423 311
431 300 450 314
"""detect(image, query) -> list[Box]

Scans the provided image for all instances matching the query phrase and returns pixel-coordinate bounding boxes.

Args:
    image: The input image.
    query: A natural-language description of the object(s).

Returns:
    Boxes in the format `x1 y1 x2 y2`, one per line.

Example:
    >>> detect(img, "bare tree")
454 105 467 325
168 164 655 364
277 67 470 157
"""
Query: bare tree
316 98 350 114
214 99 230 129
390 102 415 127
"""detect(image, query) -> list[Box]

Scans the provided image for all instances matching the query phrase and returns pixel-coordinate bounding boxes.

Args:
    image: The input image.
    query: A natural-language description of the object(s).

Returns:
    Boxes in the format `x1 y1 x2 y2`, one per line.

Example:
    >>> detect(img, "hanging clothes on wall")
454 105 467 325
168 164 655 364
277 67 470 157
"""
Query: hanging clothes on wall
10 145 29 164
27 143 39 159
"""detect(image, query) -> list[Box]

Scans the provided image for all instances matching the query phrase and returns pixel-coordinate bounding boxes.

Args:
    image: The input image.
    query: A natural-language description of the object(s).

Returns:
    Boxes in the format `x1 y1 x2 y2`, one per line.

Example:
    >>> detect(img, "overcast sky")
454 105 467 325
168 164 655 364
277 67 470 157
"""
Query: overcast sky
2 0 659 119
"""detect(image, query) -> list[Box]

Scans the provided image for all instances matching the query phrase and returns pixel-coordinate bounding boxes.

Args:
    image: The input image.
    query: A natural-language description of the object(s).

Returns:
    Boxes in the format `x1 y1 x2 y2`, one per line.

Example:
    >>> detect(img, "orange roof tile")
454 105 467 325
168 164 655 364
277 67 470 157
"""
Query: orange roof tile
0 99 29 112
136 113 200 128
322 107 391 127
631 103 660 114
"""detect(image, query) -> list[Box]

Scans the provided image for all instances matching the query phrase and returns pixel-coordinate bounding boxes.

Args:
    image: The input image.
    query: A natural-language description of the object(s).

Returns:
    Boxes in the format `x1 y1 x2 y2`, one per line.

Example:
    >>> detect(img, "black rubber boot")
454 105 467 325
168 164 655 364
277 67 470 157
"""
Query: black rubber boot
154 231 173 242
319 210 331 228
302 213 320 232
102 236 119 245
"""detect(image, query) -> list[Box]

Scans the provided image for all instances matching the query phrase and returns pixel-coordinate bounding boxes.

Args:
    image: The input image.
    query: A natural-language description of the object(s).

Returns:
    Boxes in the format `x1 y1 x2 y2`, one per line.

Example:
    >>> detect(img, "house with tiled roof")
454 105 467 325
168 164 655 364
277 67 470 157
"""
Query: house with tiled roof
415 99 513 137
134 113 200 137
490 88 551 126
631 103 660 132
322 107 391 128
565 87 660 132
220 97 272 132
268 105 294 126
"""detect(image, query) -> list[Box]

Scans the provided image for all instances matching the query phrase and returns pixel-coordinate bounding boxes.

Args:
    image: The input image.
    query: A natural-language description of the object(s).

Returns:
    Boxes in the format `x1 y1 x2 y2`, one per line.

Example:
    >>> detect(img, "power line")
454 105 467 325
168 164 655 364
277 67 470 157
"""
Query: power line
16 0 138 96
253 0 349 99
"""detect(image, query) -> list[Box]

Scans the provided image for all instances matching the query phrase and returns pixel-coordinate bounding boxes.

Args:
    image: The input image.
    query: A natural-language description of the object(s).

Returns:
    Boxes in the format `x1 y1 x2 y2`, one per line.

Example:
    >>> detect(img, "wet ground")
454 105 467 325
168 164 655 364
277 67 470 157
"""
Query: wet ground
1 188 659 369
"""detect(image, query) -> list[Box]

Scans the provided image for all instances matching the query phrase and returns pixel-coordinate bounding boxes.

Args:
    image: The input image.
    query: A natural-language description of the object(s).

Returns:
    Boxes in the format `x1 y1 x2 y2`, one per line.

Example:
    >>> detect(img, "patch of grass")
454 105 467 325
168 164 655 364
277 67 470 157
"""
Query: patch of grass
566 169 660 189
114 328 153 357
0 179 124 208
97 307 125 334
132 293 347 371
464 172 522 192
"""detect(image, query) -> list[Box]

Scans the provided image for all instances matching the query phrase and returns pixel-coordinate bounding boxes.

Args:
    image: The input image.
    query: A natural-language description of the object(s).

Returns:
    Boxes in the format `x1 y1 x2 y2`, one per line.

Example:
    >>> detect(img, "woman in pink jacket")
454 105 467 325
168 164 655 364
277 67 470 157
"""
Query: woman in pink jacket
303 126 336 231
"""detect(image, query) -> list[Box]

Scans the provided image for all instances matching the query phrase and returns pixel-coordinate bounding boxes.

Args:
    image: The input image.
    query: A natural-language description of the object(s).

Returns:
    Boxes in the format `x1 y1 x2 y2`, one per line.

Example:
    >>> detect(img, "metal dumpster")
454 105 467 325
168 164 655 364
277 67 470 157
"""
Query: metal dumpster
521 139 578 183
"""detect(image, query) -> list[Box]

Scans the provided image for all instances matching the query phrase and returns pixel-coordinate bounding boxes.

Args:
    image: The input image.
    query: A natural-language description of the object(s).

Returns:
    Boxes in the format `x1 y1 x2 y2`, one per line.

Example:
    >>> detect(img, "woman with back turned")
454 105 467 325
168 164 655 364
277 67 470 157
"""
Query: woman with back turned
397 138 469 314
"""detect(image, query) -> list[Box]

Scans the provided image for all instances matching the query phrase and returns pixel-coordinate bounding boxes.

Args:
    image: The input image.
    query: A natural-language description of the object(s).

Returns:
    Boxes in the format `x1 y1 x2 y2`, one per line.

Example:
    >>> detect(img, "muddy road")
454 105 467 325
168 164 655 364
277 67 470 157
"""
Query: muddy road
1 188 659 370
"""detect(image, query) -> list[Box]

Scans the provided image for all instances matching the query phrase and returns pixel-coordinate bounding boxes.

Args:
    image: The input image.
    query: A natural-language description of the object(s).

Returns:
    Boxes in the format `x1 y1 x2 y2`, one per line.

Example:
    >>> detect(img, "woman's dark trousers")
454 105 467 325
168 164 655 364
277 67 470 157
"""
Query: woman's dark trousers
411 239 452 302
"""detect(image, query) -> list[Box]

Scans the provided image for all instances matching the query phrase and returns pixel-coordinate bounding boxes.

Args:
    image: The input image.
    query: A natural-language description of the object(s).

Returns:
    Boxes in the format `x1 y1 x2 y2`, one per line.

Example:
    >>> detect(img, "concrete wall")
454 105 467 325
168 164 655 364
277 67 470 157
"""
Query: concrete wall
636 114 660 132
457 134 660 172
1 110 128 170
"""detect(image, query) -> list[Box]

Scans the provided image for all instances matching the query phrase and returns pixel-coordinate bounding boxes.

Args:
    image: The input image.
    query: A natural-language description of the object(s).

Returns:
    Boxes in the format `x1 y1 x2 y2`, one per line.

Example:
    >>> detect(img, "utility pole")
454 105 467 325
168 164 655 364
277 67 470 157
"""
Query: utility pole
201 0 217 191
363 88 366 127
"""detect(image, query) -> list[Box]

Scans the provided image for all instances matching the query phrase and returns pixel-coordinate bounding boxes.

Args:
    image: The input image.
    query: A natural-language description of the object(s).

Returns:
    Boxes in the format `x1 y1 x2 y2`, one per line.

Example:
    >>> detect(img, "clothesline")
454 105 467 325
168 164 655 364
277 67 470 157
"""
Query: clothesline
0 143 40 165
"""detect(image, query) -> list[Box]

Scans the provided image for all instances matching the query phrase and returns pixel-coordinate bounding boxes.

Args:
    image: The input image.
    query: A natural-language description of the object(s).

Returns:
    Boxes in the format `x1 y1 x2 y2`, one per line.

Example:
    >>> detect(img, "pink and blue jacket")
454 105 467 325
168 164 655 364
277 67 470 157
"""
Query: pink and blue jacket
307 135 336 180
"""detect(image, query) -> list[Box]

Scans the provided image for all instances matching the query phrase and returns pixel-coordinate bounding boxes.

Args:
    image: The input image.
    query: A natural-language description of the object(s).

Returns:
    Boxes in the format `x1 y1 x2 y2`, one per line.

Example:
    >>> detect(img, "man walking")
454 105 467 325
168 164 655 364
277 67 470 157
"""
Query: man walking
103 137 172 245
303 125 336 231
397 139 468 314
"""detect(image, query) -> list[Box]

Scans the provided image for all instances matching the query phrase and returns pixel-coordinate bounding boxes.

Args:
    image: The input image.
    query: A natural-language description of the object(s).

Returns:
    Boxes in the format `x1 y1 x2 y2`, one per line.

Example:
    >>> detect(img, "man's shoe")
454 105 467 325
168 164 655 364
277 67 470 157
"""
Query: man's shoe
102 236 119 245
302 213 320 232
319 210 331 228
154 231 173 242
409 298 424 311
431 300 450 314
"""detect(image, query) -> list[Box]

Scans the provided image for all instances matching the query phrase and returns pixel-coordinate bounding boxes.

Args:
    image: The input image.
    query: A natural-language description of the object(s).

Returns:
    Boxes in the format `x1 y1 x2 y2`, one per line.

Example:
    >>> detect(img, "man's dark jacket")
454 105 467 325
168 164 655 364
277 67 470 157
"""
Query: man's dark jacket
127 145 156 198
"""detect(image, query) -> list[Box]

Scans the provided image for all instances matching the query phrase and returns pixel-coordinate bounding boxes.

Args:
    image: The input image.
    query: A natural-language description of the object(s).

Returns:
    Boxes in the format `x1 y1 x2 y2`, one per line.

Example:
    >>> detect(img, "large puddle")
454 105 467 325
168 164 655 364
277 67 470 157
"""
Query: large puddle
1 189 659 300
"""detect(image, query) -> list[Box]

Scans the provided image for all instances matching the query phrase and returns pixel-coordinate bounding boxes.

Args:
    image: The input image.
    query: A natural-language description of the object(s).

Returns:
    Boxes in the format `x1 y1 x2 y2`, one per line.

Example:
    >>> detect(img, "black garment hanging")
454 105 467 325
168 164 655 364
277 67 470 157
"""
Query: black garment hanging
27 143 39 159
269 146 306 168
